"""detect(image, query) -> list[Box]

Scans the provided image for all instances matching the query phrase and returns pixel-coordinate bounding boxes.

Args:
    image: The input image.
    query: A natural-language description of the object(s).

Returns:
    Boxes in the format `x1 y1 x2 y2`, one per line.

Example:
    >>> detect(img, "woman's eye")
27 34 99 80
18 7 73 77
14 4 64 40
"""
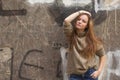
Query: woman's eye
78 18 87 23
83 20 86 23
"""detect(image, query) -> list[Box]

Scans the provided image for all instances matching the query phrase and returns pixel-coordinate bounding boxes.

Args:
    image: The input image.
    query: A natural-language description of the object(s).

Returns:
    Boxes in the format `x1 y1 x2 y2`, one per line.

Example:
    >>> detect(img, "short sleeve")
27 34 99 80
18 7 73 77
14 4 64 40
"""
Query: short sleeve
96 44 106 57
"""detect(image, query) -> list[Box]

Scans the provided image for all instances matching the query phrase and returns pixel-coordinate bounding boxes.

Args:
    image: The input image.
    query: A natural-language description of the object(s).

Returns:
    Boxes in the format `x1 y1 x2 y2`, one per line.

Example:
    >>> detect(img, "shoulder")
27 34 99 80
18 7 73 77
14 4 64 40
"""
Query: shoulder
95 37 104 49
96 41 106 57
63 21 73 28
97 42 104 50
63 21 74 37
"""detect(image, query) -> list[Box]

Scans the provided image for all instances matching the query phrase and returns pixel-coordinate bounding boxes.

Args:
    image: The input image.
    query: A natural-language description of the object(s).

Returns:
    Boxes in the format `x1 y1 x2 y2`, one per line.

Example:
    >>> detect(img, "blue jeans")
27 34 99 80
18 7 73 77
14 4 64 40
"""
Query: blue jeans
69 68 98 80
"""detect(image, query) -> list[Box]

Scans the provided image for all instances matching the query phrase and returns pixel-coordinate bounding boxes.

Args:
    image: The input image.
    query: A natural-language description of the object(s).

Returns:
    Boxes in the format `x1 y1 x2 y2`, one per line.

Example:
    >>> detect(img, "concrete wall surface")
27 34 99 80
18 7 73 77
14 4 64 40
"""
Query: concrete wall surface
0 0 120 80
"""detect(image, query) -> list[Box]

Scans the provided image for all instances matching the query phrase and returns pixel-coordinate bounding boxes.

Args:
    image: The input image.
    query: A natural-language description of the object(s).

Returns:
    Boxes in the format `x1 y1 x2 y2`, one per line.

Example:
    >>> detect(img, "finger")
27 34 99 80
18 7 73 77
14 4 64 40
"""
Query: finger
90 72 94 76
91 75 96 79
91 73 97 79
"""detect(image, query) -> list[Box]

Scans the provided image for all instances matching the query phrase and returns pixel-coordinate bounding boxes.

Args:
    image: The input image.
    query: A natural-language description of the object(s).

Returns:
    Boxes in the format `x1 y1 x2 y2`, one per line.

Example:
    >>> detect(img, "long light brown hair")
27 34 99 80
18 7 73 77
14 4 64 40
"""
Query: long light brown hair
70 13 102 59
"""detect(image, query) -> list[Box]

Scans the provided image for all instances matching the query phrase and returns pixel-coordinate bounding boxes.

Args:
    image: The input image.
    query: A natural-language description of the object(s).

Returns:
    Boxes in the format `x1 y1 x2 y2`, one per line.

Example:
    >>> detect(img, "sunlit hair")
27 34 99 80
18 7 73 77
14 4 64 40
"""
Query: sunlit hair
70 13 102 59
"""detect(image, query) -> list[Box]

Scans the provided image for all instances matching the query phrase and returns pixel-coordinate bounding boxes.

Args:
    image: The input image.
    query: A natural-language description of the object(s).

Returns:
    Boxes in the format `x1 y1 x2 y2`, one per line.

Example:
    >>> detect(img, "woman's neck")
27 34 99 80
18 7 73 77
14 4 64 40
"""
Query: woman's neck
76 29 86 37
76 29 84 33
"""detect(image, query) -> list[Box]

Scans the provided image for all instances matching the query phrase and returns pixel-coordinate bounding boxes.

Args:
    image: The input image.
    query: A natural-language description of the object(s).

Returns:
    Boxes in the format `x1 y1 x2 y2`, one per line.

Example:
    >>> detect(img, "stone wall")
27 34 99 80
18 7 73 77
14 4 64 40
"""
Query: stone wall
0 0 120 80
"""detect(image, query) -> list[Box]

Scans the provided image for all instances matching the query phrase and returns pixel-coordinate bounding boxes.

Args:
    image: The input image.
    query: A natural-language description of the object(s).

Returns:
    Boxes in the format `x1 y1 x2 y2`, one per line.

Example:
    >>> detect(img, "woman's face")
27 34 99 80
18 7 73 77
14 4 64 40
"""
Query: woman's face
75 14 89 32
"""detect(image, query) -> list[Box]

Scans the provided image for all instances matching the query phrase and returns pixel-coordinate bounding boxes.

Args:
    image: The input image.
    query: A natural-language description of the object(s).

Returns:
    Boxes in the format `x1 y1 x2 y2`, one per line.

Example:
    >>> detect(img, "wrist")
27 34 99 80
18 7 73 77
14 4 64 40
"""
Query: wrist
97 69 101 73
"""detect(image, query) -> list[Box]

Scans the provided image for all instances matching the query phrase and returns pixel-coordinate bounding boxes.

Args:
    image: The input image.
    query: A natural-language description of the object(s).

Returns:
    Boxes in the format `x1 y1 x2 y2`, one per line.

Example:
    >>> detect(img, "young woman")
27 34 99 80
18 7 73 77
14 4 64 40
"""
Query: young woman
63 10 106 80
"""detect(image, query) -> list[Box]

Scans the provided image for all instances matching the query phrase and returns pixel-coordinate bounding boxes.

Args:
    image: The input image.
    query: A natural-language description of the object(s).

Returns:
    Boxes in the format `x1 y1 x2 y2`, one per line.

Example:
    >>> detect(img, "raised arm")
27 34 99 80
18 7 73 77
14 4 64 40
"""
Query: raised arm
64 10 91 24
63 11 79 41
64 11 79 24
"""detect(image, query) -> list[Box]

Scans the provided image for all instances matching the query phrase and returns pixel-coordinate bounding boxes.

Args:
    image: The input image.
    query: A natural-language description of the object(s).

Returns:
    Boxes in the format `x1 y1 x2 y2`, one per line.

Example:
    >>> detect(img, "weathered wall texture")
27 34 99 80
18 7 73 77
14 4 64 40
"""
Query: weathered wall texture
0 0 120 80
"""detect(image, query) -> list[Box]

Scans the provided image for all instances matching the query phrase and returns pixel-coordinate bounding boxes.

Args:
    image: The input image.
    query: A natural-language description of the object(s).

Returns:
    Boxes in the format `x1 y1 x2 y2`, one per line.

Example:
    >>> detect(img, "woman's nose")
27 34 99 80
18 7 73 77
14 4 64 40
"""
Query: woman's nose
78 20 82 24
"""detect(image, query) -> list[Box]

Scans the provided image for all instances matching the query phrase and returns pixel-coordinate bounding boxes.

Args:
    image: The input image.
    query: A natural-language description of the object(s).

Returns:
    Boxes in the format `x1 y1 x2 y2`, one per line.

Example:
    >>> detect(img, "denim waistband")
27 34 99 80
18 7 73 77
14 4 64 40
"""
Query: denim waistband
70 68 96 77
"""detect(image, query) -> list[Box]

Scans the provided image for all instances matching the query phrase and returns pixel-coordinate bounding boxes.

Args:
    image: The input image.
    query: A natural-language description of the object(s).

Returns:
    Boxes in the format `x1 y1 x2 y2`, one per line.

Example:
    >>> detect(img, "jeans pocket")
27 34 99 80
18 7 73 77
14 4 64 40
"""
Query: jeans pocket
84 68 96 77
84 68 98 80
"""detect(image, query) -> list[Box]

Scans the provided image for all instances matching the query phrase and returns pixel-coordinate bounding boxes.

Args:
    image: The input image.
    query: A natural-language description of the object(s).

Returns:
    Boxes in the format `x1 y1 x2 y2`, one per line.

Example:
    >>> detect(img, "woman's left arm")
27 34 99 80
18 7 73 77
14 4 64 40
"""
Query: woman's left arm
91 43 107 79
91 55 106 79
98 55 106 73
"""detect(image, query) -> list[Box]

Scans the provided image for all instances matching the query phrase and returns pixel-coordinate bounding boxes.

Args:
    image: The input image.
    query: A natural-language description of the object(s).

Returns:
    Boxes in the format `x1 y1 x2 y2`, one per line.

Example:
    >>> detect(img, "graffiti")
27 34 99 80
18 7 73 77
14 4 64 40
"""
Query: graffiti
24 62 44 70
17 49 63 80
106 50 120 80
48 0 107 26
0 0 27 16
10 48 14 80
49 41 68 49
0 47 14 80
8 47 120 80
99 50 120 80
1 0 120 80
0 48 62 80
56 57 62 78
60 47 68 80
19 49 43 80
97 0 120 10
28 0 54 4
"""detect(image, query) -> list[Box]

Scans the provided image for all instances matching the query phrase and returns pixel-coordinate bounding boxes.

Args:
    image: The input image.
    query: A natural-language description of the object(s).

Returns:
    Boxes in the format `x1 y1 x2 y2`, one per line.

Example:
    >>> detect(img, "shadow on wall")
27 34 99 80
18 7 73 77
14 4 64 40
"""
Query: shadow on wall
48 0 107 26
